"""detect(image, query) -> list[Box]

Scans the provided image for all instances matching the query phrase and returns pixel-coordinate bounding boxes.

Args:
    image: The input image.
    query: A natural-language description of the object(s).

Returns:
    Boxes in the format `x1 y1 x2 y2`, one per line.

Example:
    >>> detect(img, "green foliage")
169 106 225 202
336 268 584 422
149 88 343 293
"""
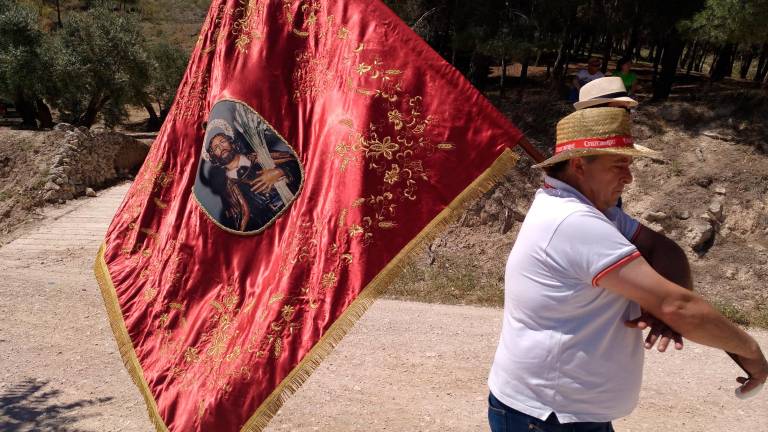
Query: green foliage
714 300 750 326
685 0 768 44
47 5 150 126
0 2 50 101
146 41 188 113
386 258 503 307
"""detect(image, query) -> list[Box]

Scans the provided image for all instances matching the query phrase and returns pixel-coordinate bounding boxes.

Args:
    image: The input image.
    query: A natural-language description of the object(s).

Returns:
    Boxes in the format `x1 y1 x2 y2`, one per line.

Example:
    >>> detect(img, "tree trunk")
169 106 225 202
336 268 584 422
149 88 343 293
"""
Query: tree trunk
601 32 613 74
520 56 530 84
680 42 692 69
652 43 664 85
144 101 161 131
708 51 720 76
586 33 596 58
624 0 641 60
686 41 698 75
739 46 756 79
78 93 109 127
653 30 684 101
35 99 54 129
499 57 506 98
14 91 38 129
553 25 571 80
55 0 62 28
625 27 640 60
755 43 768 82
696 47 708 72
573 33 585 58
710 43 734 81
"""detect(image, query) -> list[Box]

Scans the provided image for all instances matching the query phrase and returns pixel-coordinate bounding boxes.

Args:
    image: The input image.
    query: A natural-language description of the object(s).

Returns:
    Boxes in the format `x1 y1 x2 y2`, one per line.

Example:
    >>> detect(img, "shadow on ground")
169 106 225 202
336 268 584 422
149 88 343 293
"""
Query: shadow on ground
0 378 112 432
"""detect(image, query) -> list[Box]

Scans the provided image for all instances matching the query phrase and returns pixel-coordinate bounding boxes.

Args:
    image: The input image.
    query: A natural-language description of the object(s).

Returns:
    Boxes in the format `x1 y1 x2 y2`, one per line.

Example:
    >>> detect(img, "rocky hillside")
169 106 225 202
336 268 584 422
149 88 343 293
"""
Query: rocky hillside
388 90 768 327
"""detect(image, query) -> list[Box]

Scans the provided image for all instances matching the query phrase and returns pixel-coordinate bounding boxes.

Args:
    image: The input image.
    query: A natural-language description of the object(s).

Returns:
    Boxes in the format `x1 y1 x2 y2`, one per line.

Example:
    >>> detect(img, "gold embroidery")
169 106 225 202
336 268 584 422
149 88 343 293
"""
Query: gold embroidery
281 305 296 321
282 0 321 37
268 293 284 305
320 272 337 288
352 198 366 207
292 50 333 102
143 287 158 302
153 198 168 209
140 228 158 239
383 164 400 184
173 71 210 120
348 224 363 237
197 3 229 53
232 0 267 52
338 209 348 226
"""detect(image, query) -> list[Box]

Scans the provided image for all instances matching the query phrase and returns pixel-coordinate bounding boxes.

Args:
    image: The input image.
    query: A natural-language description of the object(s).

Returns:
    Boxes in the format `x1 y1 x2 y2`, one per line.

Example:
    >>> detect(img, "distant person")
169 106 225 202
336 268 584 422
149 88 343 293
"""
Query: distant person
612 58 639 95
574 76 638 110
569 57 604 101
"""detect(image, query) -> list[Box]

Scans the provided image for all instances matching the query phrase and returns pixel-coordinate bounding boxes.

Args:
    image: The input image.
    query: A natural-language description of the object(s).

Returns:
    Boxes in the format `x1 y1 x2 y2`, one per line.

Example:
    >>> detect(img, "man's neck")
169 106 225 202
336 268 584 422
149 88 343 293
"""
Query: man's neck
225 155 245 172
549 174 606 213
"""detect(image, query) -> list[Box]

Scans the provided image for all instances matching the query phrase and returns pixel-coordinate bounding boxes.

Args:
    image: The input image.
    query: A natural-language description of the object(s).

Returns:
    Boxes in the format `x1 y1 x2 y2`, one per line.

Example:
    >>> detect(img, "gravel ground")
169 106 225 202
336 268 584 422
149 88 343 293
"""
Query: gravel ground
1 183 766 432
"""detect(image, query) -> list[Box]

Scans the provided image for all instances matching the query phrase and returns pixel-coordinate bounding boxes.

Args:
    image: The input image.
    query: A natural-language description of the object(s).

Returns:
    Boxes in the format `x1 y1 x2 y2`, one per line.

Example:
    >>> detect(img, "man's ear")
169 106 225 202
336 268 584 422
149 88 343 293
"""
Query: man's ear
569 157 586 178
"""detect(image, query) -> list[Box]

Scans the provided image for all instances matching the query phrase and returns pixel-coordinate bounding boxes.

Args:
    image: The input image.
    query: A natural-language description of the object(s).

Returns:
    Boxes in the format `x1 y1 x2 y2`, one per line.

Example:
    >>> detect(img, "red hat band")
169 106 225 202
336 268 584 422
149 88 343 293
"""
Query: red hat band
555 135 634 155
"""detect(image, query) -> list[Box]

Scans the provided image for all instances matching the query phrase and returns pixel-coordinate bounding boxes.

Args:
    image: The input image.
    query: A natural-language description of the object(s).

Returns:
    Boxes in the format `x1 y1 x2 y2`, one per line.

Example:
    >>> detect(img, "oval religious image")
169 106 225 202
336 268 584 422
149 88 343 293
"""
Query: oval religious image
194 100 304 234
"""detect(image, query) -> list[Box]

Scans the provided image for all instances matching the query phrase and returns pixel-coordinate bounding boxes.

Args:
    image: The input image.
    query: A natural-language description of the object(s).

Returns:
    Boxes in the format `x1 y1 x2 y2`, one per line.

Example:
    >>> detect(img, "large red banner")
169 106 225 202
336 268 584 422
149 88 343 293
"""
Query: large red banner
95 0 525 430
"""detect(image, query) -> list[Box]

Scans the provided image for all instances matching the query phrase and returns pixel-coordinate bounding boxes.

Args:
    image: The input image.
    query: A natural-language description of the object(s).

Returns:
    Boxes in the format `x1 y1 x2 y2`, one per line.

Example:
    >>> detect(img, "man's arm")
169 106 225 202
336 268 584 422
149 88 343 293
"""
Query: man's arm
633 225 692 289
599 257 768 395
628 225 692 351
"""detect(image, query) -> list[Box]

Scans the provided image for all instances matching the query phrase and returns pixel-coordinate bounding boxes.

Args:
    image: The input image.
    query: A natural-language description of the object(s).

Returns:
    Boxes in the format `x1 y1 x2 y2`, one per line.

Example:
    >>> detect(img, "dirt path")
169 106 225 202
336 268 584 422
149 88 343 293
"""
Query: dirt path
1 183 766 431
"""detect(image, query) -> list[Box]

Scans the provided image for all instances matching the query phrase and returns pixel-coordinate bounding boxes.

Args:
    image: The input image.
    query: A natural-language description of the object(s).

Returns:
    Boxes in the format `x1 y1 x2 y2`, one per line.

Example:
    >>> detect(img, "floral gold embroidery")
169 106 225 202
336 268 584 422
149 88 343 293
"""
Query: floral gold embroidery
232 0 267 52
383 164 400 185
321 272 337 288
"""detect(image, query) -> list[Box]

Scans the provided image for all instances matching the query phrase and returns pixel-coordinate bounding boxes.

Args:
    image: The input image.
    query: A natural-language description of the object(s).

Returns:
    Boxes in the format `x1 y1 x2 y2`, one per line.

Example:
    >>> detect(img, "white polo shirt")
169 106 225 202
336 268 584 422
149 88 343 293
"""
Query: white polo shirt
488 175 644 423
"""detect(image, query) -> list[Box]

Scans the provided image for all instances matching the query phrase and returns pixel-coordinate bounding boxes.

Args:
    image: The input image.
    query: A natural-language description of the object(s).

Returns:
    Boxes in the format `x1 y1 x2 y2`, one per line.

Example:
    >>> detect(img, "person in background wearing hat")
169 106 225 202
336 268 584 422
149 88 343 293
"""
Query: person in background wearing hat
574 76 638 111
569 57 605 102
487 107 767 432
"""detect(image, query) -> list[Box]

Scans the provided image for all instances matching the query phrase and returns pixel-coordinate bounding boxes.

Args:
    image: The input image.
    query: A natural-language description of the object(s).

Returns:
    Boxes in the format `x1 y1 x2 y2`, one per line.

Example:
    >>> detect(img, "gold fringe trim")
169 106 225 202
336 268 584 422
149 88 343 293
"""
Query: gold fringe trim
240 148 518 431
94 148 518 432
94 245 170 432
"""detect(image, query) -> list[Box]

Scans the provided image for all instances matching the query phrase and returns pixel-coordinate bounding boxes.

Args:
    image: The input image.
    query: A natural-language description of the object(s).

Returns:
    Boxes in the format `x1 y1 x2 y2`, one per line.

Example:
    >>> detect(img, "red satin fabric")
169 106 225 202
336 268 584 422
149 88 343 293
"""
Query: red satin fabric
101 1 523 430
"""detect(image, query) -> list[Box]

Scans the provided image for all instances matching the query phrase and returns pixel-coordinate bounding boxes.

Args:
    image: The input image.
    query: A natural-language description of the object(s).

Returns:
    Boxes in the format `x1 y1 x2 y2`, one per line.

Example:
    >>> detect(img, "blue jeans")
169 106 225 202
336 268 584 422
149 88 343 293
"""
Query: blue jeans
488 393 615 432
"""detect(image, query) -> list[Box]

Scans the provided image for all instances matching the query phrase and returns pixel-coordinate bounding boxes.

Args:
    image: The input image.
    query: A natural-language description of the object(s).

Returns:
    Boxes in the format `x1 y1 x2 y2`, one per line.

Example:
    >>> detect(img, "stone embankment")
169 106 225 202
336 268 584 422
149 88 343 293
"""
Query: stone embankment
42 123 148 203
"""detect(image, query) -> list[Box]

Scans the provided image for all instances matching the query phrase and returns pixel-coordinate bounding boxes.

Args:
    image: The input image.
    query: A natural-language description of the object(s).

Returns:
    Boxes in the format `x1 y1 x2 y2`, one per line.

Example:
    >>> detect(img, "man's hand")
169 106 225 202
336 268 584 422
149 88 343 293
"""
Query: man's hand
625 311 683 352
732 348 768 397
251 168 285 194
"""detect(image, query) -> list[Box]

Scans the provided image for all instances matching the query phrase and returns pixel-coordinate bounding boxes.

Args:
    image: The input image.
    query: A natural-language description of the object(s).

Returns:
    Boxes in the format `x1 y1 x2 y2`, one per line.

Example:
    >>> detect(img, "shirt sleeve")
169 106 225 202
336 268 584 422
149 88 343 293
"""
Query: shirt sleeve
604 206 641 242
546 210 641 287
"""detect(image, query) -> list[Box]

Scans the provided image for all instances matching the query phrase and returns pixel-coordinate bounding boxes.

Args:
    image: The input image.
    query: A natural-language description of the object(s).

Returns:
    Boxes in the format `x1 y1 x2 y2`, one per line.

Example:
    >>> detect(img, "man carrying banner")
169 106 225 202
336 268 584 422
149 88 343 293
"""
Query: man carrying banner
487 107 767 432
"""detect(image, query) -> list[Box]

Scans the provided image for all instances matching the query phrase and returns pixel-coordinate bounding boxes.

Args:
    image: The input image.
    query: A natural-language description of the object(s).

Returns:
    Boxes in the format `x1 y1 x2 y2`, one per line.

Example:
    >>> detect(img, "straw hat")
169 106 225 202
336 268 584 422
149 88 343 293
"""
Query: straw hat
532 107 661 169
574 77 638 110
